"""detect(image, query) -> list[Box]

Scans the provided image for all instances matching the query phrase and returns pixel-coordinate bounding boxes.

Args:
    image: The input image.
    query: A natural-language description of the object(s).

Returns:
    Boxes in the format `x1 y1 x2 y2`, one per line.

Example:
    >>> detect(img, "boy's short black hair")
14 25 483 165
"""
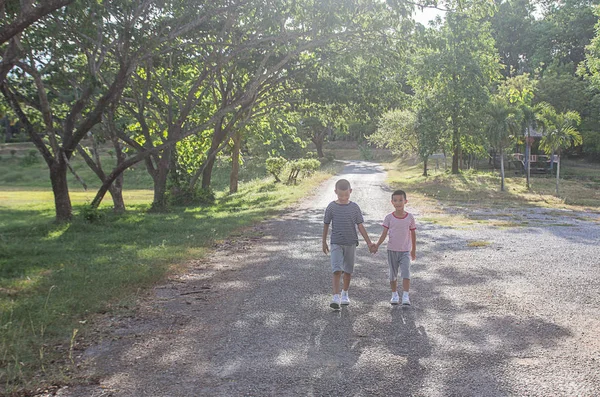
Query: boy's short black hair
391 189 407 200
335 179 351 190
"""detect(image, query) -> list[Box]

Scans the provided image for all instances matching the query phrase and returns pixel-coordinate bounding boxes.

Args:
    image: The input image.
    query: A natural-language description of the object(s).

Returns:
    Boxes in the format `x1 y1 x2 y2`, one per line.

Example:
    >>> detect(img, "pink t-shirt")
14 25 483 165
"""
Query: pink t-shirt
382 212 416 252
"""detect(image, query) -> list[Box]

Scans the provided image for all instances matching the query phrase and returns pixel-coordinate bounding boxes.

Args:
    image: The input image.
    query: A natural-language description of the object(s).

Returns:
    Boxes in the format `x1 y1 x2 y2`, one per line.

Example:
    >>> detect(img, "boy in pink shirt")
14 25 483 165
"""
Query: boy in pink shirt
372 190 417 305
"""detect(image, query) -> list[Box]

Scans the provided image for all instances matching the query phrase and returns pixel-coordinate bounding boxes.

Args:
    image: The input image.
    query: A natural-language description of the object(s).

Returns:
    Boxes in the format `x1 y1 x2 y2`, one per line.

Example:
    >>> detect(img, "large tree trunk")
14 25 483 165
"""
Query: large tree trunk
151 147 173 211
50 155 72 222
230 130 241 194
201 152 217 190
108 185 125 213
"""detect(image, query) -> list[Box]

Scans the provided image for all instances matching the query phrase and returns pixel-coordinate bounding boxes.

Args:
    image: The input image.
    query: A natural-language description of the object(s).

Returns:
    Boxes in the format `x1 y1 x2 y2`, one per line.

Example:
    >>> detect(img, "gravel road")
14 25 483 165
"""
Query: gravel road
47 161 600 397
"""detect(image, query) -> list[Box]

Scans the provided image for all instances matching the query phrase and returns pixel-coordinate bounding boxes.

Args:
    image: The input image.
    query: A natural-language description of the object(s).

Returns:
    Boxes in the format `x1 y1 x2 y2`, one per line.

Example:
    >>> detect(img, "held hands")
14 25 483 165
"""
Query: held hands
322 241 330 255
368 242 378 254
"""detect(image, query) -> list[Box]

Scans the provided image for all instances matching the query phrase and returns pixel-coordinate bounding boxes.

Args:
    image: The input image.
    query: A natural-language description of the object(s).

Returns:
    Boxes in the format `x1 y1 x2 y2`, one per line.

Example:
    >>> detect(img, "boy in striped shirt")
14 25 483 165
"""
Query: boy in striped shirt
322 179 374 309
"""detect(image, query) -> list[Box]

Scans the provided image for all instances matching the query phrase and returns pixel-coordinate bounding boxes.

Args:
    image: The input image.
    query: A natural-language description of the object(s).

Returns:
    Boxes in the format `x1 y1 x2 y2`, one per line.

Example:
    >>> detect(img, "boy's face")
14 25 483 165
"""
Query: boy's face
335 188 352 203
391 194 407 211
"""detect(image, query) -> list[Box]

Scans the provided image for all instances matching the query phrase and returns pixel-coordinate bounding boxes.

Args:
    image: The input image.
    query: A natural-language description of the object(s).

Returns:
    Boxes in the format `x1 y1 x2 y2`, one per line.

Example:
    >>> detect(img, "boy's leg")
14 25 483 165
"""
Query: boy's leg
388 250 401 304
402 278 410 293
332 271 342 294
330 245 344 309
388 250 401 292
399 253 411 305
330 244 345 295
342 272 352 291
340 245 355 306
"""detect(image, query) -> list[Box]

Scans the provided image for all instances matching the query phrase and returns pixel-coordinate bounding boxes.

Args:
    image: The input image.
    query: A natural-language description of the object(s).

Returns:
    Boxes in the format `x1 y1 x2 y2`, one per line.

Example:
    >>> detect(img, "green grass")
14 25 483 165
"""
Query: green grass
0 146 341 393
384 157 600 227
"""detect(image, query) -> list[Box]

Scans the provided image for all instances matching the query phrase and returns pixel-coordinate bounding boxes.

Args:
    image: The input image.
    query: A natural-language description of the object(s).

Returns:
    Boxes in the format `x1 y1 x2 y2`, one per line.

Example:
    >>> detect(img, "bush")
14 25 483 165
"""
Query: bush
286 158 320 184
81 204 103 223
265 156 287 183
10 149 16 157
168 186 215 207
20 149 40 166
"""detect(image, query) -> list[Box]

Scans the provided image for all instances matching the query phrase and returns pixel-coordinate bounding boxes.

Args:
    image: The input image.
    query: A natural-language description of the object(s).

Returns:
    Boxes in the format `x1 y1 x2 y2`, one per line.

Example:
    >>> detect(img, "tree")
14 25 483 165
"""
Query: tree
538 106 583 195
531 0 599 69
490 0 536 77
484 96 521 191
0 0 226 220
498 74 539 189
369 108 418 156
0 1 146 221
89 0 406 209
409 2 501 174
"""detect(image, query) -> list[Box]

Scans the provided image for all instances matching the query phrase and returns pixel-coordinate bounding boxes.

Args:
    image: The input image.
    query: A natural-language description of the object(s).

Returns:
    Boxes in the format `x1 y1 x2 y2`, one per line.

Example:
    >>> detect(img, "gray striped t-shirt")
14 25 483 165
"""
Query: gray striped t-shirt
324 201 365 246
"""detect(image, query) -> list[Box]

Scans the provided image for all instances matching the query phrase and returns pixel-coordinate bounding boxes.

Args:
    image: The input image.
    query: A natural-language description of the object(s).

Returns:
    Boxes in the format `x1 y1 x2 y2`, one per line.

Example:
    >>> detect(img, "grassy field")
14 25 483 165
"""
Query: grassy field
384 157 600 227
0 144 342 394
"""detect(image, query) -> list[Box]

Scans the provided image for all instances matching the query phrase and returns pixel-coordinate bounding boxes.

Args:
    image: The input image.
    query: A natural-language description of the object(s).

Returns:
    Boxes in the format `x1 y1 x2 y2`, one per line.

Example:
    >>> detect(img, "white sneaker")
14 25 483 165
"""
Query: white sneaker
341 291 350 306
390 293 399 305
330 294 341 309
402 293 411 306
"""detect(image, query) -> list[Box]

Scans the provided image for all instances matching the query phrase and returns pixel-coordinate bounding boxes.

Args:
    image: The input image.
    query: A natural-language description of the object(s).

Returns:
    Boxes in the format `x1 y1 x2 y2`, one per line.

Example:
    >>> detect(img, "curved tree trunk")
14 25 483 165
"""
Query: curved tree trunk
201 119 228 190
422 157 428 177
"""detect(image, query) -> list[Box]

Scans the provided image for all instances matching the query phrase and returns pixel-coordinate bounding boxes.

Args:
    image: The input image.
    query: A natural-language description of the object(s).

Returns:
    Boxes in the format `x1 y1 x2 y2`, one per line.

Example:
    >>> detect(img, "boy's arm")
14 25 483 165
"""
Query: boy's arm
375 227 388 248
357 223 373 247
410 229 416 260
322 223 330 254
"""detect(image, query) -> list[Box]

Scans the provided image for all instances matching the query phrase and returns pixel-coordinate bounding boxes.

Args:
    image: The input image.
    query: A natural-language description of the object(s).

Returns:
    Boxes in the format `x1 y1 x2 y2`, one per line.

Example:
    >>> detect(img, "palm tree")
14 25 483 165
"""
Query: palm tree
484 97 521 191
538 107 583 196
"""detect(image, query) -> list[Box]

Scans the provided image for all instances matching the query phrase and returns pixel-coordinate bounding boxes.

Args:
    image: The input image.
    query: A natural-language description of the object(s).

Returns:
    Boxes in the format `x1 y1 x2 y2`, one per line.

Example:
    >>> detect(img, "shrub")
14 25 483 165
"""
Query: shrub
286 158 320 184
20 149 40 166
81 204 103 223
265 156 287 183
168 186 215 207
10 149 16 157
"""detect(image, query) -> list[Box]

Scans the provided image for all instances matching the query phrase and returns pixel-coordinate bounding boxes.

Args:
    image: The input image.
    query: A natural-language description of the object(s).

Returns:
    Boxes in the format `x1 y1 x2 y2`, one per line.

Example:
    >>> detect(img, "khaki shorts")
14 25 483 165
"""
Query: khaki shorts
330 244 356 274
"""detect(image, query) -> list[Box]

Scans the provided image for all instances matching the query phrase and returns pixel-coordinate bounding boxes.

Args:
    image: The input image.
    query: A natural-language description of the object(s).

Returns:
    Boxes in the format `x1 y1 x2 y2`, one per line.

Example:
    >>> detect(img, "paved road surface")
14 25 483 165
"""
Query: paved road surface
52 161 600 396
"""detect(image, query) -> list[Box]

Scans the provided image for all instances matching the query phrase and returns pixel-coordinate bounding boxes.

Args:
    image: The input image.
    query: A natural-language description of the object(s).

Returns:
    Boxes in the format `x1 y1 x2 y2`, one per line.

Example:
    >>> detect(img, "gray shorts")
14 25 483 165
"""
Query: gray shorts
387 250 410 281
330 244 356 274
